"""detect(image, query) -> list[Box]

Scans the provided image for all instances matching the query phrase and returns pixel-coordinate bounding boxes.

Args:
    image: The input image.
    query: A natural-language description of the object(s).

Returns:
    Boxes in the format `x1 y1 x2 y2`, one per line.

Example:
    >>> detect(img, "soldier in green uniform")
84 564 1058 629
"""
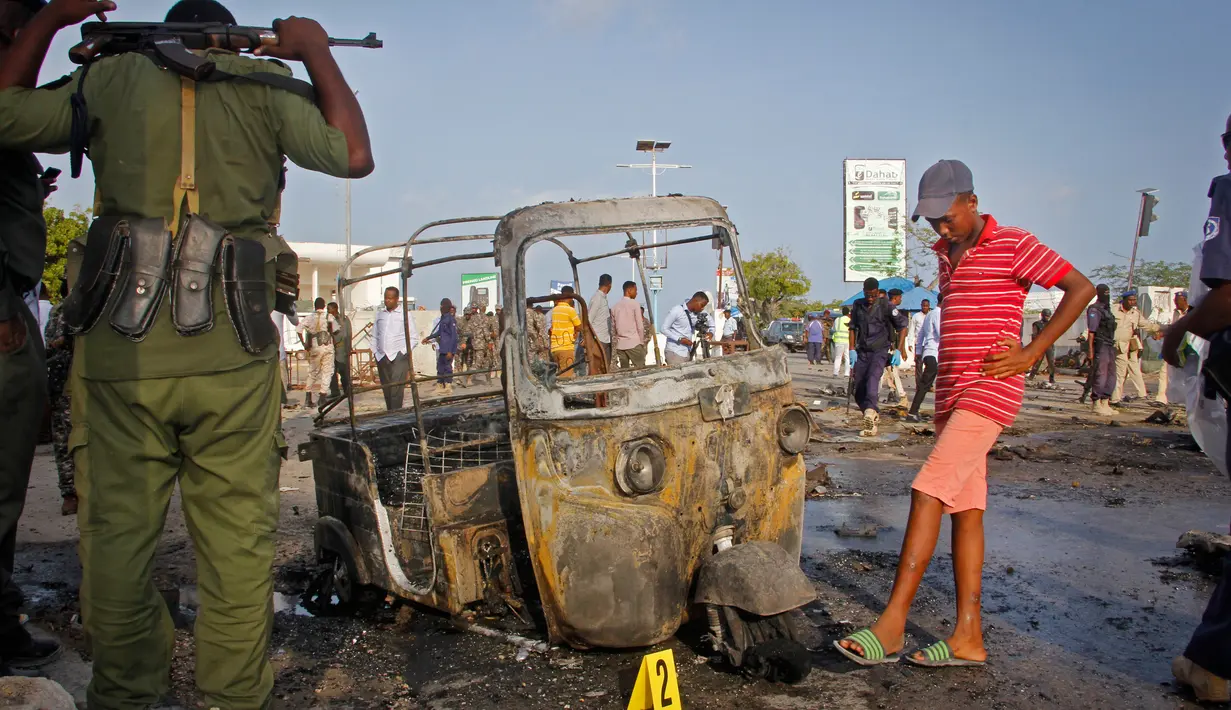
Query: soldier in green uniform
525 301 549 367
0 0 373 707
0 0 63 672
460 303 498 386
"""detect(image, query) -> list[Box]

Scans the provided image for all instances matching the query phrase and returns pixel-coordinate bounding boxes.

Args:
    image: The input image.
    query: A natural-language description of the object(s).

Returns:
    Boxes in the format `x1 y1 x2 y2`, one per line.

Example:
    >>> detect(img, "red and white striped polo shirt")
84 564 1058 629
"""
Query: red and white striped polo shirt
933 215 1072 427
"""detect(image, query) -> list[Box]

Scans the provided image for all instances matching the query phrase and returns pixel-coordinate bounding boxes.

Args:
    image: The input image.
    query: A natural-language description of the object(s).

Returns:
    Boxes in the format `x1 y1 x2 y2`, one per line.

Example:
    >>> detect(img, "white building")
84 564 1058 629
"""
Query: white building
289 241 410 311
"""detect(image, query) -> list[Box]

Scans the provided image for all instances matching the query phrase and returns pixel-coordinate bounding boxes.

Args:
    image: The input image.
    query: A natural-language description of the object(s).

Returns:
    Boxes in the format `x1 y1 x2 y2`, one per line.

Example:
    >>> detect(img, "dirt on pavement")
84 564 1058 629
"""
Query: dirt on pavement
13 354 1229 709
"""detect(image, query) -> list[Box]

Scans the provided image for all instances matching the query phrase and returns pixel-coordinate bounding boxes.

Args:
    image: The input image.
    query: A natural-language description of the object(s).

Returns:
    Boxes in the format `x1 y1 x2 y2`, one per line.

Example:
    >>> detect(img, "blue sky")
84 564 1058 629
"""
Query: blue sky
33 0 1231 306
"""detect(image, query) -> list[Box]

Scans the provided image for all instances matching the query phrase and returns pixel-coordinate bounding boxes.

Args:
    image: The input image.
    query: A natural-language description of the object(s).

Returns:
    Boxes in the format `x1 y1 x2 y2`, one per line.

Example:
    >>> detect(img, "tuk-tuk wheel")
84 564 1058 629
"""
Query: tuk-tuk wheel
328 554 355 605
305 550 367 615
714 606 812 684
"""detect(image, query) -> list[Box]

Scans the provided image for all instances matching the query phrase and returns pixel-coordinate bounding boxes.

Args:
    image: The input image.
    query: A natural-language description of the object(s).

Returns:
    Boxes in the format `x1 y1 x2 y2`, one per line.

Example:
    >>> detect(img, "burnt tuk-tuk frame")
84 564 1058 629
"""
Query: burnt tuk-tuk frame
302 196 815 676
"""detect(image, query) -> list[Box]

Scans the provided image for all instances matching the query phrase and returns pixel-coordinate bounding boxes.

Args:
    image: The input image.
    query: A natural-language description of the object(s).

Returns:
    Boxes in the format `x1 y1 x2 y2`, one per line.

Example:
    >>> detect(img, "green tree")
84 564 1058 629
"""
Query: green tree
781 298 845 318
904 222 940 287
1089 259 1190 293
43 203 90 302
743 248 811 324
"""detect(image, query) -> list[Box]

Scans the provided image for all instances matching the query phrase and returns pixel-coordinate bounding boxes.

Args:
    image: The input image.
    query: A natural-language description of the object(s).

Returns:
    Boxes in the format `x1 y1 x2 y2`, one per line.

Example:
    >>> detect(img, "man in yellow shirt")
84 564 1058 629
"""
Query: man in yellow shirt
550 285 582 377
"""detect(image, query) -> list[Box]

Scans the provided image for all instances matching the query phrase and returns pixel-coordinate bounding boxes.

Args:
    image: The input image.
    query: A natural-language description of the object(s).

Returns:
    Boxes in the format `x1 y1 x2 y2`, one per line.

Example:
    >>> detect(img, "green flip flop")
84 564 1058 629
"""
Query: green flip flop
905 640 986 668
833 628 901 666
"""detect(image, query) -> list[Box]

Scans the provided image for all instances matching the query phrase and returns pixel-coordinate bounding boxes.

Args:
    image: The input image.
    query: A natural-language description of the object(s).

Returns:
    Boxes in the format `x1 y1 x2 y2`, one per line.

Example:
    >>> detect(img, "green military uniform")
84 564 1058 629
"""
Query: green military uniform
0 148 49 659
459 307 498 385
526 307 549 364
0 50 350 709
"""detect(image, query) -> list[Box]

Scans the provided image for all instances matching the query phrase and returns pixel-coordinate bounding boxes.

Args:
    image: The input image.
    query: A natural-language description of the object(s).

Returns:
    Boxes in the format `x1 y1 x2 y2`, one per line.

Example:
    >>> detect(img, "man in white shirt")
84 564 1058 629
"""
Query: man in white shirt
589 274 614 366
372 286 418 410
662 292 716 365
905 301 941 423
909 299 931 389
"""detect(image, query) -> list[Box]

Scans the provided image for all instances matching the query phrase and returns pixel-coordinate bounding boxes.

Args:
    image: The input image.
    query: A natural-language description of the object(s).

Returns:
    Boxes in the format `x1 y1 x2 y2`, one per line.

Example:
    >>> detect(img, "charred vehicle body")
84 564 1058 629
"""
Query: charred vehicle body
299 196 815 678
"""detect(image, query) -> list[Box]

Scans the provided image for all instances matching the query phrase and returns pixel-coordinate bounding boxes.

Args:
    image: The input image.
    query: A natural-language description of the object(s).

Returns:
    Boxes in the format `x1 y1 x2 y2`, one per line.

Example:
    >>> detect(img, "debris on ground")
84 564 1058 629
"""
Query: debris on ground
806 463 831 487
808 486 828 498
836 523 879 538
1145 409 1175 425
0 677 76 709
992 446 1016 461
1177 530 1231 567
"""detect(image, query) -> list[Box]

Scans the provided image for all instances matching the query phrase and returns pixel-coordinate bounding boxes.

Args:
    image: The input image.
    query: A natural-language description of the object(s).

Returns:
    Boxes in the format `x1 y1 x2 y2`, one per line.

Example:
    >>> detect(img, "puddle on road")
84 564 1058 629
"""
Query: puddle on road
804 491 1228 685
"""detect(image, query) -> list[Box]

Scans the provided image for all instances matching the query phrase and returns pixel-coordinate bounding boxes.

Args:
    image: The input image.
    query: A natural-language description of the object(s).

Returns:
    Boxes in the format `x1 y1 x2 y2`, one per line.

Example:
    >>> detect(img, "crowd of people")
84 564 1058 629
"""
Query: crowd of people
331 273 737 408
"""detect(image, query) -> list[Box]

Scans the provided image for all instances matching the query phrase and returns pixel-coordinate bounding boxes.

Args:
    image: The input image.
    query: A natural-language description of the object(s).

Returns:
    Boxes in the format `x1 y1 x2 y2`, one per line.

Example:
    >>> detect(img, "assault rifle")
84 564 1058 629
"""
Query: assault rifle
69 22 382 81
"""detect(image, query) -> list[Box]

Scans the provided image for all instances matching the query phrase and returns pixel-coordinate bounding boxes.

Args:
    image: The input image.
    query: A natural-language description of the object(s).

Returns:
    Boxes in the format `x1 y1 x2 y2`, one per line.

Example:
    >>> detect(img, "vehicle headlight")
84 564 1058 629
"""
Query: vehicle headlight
777 407 811 455
615 439 667 496
784 335 795 341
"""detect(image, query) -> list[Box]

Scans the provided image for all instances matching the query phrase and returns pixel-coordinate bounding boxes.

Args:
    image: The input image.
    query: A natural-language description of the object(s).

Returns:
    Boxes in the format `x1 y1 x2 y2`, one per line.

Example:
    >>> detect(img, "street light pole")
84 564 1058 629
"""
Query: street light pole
345 178 351 268
617 140 692 326
1128 188 1158 290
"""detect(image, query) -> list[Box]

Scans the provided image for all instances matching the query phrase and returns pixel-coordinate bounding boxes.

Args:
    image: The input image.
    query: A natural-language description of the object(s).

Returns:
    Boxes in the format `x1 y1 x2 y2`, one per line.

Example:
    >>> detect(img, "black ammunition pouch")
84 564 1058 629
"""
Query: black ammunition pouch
62 217 128 334
274 250 299 316
171 214 228 335
221 236 278 354
1203 327 1231 402
108 218 173 341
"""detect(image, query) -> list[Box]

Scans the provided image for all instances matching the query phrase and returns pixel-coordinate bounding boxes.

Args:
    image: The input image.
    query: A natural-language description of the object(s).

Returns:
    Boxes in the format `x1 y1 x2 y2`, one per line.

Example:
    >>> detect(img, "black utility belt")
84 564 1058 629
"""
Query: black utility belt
62 214 280 354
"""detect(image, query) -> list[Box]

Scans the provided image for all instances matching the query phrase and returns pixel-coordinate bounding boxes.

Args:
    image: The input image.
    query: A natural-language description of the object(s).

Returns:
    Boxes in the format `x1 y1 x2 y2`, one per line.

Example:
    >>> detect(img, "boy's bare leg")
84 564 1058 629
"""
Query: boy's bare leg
909 508 988 663
840 489 945 657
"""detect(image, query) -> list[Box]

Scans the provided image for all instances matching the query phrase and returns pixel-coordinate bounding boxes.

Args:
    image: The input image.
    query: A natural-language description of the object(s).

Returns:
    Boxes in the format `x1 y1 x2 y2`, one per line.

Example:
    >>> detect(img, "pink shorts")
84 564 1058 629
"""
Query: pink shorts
911 408 1004 514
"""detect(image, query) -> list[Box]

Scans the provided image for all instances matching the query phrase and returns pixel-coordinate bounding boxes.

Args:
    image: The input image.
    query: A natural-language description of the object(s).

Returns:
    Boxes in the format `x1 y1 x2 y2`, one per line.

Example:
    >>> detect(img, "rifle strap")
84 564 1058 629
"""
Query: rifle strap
204 69 317 103
171 76 200 235
69 62 93 179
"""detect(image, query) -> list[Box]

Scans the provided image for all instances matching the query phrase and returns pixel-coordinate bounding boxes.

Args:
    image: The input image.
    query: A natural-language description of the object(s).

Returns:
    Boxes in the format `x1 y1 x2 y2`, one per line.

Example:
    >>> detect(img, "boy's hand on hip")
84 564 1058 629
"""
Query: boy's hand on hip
982 338 1035 379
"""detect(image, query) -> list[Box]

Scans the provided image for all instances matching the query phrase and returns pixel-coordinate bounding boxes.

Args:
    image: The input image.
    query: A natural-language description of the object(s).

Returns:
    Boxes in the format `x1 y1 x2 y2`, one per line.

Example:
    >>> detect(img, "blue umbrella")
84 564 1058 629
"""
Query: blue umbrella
840 277 919 306
897 288 938 311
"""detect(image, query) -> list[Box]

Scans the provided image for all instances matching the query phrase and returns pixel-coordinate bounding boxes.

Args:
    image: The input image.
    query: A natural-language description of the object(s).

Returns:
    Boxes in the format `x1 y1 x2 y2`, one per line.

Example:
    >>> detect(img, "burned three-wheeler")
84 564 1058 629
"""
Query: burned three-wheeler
299 196 816 678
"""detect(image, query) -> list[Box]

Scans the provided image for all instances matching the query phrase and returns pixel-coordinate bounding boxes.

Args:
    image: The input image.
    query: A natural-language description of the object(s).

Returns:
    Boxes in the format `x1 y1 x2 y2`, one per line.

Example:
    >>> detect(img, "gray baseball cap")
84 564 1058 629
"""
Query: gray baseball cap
911 159 974 222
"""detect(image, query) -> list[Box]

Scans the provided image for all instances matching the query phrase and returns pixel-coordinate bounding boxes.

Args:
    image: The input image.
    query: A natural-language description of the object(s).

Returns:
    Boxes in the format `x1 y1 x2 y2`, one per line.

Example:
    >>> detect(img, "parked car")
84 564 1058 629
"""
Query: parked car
764 319 804 352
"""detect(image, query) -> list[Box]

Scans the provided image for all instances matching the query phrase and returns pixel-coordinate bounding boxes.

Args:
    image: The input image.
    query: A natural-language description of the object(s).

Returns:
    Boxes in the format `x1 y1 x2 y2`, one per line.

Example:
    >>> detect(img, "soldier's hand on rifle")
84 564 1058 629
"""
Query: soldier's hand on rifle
256 16 330 62
44 0 115 28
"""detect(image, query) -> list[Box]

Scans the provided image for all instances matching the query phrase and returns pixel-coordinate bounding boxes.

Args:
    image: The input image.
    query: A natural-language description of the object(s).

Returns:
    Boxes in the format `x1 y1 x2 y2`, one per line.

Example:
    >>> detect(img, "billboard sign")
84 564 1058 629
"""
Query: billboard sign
549 280 575 295
461 272 499 313
716 267 739 310
843 159 907 282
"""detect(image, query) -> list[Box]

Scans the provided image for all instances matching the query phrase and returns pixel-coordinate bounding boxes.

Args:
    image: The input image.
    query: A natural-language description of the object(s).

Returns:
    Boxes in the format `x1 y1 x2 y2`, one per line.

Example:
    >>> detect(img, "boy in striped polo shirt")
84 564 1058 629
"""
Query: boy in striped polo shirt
837 160 1094 668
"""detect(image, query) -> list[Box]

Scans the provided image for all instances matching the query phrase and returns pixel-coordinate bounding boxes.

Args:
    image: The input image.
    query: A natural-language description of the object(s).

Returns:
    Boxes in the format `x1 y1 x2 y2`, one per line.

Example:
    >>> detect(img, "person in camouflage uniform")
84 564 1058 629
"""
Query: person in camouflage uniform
526 303 549 366
43 290 75 516
460 304 499 386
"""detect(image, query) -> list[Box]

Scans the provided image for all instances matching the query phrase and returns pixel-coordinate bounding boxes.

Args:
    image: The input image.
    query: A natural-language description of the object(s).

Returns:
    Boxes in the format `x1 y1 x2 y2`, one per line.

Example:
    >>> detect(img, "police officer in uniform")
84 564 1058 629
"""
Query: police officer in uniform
849 277 907 437
1081 284 1117 415
0 0 373 706
1164 112 1231 703
0 0 61 671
